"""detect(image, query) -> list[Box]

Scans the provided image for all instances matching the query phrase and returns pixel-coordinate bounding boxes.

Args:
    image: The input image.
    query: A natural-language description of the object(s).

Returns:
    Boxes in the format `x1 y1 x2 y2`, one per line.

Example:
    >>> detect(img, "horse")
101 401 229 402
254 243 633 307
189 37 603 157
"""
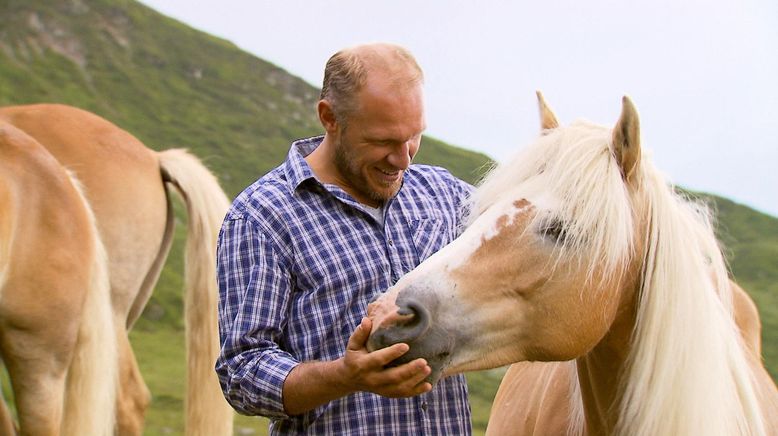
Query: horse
366 93 778 435
0 104 234 435
0 121 117 435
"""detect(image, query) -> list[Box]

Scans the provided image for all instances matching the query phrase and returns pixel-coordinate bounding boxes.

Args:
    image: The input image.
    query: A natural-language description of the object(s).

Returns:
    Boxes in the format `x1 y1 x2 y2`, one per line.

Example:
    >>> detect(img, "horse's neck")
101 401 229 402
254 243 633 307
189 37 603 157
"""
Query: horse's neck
575 346 625 435
575 284 638 436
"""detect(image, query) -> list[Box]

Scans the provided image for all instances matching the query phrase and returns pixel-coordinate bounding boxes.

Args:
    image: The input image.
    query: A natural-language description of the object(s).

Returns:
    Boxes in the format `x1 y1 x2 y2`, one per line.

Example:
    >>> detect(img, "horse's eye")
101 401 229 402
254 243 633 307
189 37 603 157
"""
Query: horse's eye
540 219 566 242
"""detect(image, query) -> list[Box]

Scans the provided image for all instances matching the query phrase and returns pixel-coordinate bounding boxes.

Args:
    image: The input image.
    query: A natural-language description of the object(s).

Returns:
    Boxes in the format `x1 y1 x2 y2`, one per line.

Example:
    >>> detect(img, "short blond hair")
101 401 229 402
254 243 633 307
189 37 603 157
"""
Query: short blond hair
320 43 424 123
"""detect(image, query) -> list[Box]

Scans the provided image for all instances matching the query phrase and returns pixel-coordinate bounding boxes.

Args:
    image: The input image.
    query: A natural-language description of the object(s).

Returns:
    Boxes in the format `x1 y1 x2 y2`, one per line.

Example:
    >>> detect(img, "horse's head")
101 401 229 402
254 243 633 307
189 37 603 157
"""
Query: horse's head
367 93 645 382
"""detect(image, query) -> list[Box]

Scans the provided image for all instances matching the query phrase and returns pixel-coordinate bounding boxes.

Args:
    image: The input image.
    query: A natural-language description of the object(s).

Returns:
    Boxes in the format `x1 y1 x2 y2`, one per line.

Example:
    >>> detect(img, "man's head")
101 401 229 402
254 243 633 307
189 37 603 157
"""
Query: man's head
321 43 424 125
317 43 427 206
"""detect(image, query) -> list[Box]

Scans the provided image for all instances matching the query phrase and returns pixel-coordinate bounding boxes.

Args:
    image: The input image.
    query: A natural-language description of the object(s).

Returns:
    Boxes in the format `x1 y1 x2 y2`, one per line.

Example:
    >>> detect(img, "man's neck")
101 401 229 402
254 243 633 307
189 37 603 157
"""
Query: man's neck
304 135 335 182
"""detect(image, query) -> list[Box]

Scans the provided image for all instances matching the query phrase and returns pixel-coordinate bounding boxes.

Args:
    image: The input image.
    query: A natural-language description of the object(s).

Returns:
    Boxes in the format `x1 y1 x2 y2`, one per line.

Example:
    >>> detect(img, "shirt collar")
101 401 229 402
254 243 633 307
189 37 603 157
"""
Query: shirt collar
284 136 323 191
282 135 405 211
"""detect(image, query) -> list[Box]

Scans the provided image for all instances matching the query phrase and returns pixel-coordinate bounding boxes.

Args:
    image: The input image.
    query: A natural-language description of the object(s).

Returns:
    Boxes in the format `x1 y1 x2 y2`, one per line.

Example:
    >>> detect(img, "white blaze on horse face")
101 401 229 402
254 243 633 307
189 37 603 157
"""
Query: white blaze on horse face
426 188 558 292
368 193 554 364
447 185 632 368
448 193 540 271
444 197 543 367
367 197 530 342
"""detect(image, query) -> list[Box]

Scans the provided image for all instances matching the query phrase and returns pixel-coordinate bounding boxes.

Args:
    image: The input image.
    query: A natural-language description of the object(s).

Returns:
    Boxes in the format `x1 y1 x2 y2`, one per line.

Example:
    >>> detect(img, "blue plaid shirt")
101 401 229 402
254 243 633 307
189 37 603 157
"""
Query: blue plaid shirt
216 136 473 435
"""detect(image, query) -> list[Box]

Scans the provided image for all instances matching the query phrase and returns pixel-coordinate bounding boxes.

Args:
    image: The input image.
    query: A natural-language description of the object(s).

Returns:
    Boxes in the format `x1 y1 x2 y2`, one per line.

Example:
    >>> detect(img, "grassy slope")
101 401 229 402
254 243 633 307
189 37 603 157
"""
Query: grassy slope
0 1 775 434
709 196 778 378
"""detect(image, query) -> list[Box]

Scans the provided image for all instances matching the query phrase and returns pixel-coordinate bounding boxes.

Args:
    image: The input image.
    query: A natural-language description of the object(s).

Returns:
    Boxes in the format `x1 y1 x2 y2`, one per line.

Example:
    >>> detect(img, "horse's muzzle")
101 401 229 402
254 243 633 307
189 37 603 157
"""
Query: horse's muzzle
367 291 455 383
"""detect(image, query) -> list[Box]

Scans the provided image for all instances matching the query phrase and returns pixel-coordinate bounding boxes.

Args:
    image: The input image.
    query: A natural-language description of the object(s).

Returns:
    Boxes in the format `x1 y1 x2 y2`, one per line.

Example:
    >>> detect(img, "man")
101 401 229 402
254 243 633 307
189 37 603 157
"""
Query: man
216 43 473 434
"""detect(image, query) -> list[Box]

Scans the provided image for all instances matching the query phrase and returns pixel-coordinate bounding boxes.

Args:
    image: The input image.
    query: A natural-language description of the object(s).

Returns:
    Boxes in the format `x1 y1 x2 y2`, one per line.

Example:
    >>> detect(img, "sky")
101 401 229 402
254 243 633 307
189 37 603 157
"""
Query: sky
138 0 777 217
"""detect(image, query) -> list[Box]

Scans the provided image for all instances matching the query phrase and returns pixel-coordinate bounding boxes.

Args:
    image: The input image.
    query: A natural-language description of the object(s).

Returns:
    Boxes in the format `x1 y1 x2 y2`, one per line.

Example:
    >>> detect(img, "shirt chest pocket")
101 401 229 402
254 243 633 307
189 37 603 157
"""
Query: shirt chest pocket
409 212 450 263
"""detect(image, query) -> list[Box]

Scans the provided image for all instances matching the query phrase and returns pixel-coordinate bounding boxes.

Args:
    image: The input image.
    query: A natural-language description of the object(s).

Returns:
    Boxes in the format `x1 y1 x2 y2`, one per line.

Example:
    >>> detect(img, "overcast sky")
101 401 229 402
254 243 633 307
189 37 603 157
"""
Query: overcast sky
138 0 777 217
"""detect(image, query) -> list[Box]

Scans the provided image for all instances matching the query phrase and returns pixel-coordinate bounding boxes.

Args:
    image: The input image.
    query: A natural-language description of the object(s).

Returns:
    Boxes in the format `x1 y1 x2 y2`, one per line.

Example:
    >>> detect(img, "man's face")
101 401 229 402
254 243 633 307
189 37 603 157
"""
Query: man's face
332 78 425 204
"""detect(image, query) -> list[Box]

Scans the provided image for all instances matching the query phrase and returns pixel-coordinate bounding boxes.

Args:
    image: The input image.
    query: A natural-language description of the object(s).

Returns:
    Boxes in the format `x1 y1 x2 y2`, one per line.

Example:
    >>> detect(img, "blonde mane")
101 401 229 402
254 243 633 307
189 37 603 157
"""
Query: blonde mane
617 161 764 436
472 121 634 281
474 119 766 435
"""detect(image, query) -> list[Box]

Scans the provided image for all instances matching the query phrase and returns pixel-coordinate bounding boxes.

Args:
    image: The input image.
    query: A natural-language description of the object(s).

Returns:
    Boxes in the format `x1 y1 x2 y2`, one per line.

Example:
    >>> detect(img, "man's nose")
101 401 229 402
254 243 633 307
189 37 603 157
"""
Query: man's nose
387 140 412 170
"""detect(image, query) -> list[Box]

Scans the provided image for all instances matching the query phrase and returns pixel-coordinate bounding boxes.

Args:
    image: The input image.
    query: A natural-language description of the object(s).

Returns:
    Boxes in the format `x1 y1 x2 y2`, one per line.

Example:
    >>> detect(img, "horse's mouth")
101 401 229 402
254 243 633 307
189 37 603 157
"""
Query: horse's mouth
372 332 455 384
386 348 452 384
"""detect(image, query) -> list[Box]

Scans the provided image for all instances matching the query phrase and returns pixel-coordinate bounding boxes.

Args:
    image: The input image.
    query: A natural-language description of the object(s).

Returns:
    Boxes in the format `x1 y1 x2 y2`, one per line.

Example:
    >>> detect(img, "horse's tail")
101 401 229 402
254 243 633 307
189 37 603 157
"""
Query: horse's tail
157 149 234 436
61 176 118 436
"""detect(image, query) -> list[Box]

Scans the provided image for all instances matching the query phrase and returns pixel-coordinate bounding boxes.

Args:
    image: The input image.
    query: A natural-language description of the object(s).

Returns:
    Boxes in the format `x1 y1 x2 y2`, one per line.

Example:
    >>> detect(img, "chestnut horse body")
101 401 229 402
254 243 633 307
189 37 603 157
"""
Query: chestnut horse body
0 120 117 435
368 94 778 435
0 104 233 435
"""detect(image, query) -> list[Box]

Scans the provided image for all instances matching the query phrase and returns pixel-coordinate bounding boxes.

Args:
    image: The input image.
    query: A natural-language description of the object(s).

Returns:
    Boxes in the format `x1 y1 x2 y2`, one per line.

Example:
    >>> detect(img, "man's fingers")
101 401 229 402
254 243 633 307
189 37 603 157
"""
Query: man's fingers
367 342 409 366
374 357 429 385
403 362 432 389
405 380 433 397
374 359 433 397
346 317 372 351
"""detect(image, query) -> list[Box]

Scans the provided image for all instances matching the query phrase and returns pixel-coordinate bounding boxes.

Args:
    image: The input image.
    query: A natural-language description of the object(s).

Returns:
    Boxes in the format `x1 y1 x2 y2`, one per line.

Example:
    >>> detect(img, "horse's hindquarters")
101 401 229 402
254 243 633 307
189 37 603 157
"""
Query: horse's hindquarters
0 104 169 324
0 121 117 435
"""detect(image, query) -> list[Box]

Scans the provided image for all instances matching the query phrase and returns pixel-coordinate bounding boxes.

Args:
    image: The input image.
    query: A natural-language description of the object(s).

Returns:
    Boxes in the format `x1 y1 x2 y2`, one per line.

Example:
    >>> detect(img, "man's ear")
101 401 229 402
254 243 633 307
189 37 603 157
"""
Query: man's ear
318 100 338 134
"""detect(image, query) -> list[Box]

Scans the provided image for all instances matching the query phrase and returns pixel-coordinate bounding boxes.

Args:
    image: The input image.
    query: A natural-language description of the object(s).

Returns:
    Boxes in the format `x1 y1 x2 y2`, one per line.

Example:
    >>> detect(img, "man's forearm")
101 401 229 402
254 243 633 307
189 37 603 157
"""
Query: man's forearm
281 318 432 416
282 359 351 416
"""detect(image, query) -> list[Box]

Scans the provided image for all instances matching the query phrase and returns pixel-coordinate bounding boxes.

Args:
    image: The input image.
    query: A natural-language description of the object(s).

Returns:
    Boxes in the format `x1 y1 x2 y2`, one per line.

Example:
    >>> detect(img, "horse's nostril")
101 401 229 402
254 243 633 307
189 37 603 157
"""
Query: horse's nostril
393 297 431 342
369 296 432 353
397 301 421 324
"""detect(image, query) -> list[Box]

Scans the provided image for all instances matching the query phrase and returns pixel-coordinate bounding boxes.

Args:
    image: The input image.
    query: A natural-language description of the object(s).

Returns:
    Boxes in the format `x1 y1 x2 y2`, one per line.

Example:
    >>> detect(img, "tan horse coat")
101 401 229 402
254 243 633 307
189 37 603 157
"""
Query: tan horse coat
486 282 772 435
0 104 233 435
0 121 117 435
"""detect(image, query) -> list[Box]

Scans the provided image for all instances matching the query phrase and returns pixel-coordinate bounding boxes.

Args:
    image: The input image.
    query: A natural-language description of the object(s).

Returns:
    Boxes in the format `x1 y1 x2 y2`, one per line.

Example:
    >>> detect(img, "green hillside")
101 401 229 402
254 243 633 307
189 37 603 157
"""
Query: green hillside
0 1 775 435
708 195 778 376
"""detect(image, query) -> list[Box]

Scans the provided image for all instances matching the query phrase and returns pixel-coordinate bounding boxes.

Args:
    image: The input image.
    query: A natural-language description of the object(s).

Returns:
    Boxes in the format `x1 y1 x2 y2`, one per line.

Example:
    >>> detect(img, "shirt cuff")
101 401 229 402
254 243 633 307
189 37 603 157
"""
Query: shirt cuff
233 351 300 418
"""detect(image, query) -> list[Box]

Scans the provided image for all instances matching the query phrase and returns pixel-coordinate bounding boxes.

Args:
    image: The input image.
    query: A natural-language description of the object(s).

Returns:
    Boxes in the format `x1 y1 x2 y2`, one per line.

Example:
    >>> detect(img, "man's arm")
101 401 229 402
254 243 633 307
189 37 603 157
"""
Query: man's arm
283 317 432 415
216 215 301 417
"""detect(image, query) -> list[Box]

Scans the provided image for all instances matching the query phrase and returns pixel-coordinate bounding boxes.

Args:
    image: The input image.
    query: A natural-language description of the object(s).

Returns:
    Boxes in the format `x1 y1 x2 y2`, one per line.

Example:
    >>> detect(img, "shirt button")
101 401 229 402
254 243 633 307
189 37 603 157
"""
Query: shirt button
387 239 394 246
421 401 428 412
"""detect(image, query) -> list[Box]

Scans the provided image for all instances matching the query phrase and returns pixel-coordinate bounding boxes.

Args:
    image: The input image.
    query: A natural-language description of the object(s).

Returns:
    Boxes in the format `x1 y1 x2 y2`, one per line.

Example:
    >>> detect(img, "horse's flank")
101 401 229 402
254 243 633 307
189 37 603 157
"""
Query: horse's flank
0 121 118 434
0 104 234 435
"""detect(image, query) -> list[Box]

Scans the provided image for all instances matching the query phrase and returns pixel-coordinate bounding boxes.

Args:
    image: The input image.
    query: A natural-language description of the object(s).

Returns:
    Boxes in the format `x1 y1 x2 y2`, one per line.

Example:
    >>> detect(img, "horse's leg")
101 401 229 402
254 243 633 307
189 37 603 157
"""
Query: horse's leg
0 118 115 435
0 391 16 436
115 331 150 436
0 273 80 436
0 325 75 436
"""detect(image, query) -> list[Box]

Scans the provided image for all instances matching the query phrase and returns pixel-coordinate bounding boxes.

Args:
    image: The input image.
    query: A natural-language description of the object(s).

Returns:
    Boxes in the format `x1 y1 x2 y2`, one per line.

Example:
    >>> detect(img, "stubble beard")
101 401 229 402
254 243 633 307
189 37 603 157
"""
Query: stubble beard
333 132 402 204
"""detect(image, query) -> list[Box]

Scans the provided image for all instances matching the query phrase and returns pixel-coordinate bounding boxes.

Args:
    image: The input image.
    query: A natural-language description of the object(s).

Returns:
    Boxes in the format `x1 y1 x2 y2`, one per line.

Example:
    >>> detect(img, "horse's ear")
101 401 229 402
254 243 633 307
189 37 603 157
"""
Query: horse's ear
536 90 559 131
612 96 641 183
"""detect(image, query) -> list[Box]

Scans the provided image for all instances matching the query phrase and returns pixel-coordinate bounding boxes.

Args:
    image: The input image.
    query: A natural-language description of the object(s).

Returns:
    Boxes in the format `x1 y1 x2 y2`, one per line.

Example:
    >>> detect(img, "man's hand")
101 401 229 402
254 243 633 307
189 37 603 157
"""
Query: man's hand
338 317 432 397
282 317 432 416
